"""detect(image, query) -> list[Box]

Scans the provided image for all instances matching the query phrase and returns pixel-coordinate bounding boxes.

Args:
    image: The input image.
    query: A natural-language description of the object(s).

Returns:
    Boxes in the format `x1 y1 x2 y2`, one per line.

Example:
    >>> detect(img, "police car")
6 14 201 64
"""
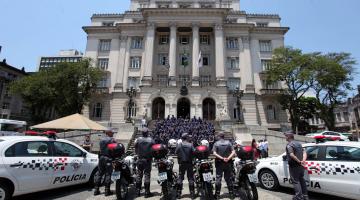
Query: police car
0 136 99 200
255 141 360 199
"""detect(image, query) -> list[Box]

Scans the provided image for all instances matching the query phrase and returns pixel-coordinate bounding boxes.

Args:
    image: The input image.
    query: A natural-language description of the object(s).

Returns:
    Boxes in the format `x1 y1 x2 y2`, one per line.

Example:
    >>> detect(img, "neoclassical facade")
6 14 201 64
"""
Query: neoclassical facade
83 0 290 130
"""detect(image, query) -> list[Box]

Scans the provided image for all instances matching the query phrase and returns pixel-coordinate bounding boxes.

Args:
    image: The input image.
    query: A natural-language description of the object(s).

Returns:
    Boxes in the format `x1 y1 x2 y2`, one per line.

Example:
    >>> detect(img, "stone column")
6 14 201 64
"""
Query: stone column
169 23 177 86
239 36 254 90
122 37 132 90
214 23 226 86
142 22 156 86
114 36 128 92
192 23 200 86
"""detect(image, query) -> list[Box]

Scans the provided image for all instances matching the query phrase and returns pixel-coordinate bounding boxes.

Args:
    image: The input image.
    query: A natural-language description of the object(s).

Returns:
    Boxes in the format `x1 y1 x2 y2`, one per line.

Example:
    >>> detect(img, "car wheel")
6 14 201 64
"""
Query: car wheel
259 170 279 190
0 182 11 200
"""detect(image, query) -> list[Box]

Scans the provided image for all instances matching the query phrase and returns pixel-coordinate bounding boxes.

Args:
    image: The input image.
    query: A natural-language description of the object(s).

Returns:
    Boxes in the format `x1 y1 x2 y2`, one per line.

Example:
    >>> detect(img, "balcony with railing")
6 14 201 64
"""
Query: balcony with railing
93 87 109 94
260 88 283 95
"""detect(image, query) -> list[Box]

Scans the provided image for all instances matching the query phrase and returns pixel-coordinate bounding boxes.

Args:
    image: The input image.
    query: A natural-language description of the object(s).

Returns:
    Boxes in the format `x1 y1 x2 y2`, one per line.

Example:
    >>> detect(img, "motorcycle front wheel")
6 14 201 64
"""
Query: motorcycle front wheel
115 178 128 200
242 177 258 200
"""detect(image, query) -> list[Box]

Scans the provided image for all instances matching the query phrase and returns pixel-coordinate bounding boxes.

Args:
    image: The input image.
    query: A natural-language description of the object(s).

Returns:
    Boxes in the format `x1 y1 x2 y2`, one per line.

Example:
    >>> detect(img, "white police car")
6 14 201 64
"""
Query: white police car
256 141 360 199
0 136 99 200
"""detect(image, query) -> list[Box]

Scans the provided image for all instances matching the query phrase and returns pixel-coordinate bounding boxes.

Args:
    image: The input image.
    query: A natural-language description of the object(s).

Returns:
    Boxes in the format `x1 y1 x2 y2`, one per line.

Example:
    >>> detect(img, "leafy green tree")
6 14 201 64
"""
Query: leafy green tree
11 59 103 124
311 53 355 130
266 47 315 133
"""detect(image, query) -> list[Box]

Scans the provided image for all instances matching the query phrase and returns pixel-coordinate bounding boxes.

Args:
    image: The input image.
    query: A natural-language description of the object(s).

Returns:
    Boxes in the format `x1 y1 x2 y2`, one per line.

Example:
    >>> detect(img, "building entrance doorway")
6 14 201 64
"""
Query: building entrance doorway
177 98 190 119
203 98 216 120
152 97 165 120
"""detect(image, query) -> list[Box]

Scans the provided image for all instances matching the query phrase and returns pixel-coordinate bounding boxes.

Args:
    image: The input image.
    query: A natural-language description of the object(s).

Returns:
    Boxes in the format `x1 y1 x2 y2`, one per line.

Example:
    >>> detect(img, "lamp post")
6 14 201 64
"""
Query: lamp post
180 51 188 96
233 87 244 123
126 86 137 123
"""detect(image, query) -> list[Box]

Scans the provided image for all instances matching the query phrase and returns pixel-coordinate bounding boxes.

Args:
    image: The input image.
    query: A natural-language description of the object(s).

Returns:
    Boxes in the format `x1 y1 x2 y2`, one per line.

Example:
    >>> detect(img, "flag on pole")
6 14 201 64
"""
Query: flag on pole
198 50 203 68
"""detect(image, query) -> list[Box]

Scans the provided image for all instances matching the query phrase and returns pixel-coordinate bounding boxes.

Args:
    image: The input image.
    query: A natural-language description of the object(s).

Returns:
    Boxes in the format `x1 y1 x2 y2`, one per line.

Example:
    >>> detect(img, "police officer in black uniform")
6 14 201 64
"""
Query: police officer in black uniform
285 132 308 200
175 133 196 199
212 132 236 199
94 130 116 196
135 128 155 198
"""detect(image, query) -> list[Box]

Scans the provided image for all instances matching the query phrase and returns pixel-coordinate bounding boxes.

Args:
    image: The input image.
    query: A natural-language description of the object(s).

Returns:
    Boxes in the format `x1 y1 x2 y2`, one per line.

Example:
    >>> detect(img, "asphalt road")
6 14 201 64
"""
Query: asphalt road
13 161 353 200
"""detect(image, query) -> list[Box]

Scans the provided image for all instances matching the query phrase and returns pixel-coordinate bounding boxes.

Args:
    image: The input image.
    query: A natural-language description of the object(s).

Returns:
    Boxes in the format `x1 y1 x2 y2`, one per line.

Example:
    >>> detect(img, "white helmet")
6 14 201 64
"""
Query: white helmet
177 139 182 144
200 140 209 147
168 139 177 148
234 140 243 147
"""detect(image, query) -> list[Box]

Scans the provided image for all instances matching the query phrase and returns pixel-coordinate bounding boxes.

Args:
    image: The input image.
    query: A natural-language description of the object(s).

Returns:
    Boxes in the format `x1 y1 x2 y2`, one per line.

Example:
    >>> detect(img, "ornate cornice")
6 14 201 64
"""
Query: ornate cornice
251 27 289 34
82 26 119 34
142 8 230 17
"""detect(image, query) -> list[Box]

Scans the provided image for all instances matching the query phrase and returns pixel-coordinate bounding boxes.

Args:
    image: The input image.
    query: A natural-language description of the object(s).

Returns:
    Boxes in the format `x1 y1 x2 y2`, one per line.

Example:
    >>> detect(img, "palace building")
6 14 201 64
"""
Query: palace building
82 0 290 131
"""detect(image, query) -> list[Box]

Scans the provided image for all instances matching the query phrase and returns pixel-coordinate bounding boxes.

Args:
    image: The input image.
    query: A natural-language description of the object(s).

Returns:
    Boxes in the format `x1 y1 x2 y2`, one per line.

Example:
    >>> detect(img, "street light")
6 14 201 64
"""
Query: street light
126 86 137 123
233 87 244 123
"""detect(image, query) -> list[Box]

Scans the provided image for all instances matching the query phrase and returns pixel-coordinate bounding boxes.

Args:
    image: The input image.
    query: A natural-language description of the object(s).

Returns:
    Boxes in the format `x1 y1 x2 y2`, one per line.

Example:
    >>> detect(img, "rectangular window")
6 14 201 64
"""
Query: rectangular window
226 37 238 49
227 78 240 91
130 57 142 69
158 4 170 8
261 59 272 71
336 113 342 122
180 53 190 66
259 40 272 52
158 54 169 66
200 34 210 45
179 4 191 8
98 58 109 70
257 22 268 27
99 39 111 52
159 35 169 45
179 35 190 45
98 76 108 88
200 75 211 87
343 112 349 122
131 37 143 49
202 55 210 66
201 4 214 8
102 22 114 26
157 75 168 86
262 80 280 89
227 57 239 69
127 77 140 88
2 103 10 109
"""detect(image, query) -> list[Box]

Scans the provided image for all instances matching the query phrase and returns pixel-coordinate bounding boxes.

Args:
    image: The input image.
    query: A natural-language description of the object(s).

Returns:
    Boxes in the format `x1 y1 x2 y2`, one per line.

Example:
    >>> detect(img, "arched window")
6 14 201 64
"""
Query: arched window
92 103 102 118
266 105 277 121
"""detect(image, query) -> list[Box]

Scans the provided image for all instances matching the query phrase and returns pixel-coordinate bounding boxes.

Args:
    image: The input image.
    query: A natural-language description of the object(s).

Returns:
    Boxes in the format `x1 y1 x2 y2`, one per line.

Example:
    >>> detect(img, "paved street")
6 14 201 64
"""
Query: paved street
13 160 353 200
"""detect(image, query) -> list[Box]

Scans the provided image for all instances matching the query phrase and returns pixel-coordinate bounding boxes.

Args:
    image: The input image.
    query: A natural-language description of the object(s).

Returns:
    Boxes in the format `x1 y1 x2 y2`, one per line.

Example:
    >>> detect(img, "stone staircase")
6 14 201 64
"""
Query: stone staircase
126 128 141 153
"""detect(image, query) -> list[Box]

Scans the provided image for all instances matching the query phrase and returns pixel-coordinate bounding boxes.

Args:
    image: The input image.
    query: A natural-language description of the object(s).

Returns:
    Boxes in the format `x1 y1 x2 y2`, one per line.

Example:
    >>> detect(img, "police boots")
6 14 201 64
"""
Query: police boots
176 183 182 199
189 184 196 199
144 183 153 198
136 182 142 197
93 187 100 196
104 187 113 196
215 184 221 199
228 187 235 199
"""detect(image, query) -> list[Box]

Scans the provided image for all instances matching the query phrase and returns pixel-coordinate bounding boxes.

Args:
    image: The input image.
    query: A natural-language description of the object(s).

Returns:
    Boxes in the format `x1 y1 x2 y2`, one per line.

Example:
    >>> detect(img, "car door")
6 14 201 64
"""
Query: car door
321 145 360 198
304 145 324 192
3 141 53 192
50 141 90 188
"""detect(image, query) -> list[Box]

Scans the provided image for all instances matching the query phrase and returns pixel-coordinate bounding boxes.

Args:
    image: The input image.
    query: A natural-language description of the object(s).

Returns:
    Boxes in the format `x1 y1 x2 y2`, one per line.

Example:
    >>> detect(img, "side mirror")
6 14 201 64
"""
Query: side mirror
282 155 287 161
82 152 87 158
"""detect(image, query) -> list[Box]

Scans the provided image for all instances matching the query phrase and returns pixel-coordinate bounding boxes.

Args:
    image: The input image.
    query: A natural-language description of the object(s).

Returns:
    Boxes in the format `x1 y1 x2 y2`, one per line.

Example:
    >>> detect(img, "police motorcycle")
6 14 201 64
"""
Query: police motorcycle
193 140 215 200
151 144 178 199
232 140 259 200
168 139 177 155
107 143 136 200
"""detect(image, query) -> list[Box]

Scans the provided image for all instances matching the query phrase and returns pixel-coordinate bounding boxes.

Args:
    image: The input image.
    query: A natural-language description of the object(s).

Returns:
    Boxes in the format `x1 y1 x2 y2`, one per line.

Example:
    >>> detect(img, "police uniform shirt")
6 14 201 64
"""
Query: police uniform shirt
175 141 195 163
99 136 115 156
213 139 234 159
135 136 155 159
286 140 303 167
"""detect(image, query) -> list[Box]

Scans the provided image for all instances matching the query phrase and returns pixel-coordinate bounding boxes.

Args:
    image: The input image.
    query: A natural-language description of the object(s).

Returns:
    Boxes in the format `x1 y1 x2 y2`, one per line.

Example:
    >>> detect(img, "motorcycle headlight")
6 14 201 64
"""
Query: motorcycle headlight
122 164 127 170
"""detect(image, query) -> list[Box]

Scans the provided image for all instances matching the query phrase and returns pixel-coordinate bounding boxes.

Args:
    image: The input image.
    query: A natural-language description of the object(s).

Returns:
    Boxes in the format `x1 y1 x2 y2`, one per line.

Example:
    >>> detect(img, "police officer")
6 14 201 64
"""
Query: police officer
175 133 196 199
212 132 236 199
94 130 116 196
135 128 155 198
285 132 309 200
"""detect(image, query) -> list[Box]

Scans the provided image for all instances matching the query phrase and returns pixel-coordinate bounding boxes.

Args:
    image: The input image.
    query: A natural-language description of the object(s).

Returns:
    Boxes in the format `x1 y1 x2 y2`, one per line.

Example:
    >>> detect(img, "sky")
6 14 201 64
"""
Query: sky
0 0 359 93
